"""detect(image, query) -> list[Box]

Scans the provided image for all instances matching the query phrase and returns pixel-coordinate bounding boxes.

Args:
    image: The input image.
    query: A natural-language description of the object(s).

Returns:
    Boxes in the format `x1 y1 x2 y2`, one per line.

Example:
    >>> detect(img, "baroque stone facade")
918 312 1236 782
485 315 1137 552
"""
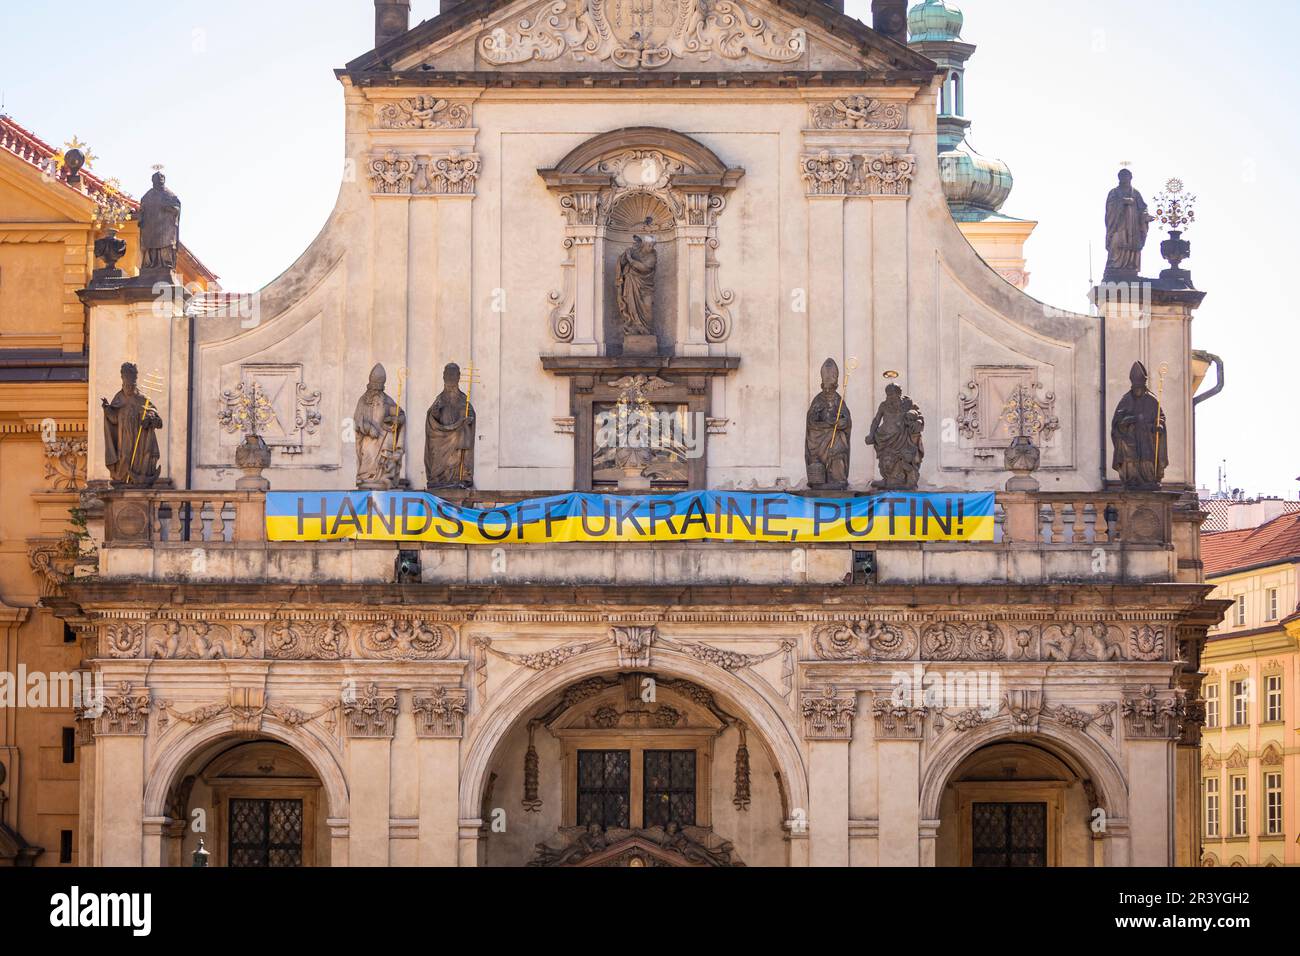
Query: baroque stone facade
55 0 1227 870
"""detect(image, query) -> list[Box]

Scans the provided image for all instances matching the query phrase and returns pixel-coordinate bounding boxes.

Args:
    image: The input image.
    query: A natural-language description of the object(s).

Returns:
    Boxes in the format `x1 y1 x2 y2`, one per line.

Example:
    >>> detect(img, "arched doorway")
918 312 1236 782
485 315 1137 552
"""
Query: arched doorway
471 667 793 866
934 740 1100 867
161 737 331 867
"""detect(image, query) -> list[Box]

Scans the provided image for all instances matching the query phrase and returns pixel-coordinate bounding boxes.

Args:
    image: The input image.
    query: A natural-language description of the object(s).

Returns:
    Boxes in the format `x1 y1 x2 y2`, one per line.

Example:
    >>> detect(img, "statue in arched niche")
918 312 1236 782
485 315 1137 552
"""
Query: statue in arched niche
615 233 657 337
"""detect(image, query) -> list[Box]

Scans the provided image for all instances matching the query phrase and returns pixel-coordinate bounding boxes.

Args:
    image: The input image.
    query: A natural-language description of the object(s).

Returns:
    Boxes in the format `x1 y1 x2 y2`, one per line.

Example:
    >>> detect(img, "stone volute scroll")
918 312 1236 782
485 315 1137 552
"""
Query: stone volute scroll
1111 361 1168 490
539 128 743 356
864 380 925 491
354 364 406 490
805 358 851 490
425 362 476 489
102 362 163 486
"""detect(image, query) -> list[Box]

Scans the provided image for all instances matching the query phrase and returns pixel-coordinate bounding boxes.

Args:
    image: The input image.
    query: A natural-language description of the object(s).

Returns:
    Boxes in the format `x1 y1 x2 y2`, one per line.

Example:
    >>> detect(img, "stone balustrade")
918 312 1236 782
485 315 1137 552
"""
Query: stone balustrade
103 489 266 546
92 487 1182 588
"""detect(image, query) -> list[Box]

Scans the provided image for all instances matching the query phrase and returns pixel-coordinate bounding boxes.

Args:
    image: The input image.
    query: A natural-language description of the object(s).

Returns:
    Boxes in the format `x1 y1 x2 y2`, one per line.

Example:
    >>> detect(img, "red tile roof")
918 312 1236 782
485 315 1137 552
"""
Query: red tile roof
0 113 219 283
0 113 135 212
1203 511 1300 578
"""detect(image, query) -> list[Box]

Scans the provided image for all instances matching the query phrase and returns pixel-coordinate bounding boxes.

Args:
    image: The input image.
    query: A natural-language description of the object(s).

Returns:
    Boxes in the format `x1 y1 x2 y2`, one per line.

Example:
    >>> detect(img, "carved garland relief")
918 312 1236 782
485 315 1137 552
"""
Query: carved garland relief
808 96 906 131
809 619 1173 662
373 97 472 130
96 616 462 662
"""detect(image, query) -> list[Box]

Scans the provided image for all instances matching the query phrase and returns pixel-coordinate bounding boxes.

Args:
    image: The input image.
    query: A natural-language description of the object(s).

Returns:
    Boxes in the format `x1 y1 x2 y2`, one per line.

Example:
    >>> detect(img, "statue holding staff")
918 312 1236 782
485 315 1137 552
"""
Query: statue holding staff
102 362 162 485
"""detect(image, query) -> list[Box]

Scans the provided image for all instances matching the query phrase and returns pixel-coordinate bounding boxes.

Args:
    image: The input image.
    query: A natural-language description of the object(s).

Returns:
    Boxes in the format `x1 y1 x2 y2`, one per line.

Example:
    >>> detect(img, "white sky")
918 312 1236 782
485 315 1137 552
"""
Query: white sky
2 0 1295 497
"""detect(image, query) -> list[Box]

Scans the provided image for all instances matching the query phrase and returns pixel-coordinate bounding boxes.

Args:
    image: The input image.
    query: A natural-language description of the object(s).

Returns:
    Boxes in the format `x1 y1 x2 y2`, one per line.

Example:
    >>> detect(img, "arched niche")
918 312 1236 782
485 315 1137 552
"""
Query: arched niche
459 645 805 867
539 127 743 356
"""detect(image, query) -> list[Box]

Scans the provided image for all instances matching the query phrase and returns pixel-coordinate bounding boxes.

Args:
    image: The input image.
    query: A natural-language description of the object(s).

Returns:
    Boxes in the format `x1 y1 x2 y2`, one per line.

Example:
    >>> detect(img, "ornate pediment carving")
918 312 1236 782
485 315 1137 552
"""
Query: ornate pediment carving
478 0 806 71
530 823 743 866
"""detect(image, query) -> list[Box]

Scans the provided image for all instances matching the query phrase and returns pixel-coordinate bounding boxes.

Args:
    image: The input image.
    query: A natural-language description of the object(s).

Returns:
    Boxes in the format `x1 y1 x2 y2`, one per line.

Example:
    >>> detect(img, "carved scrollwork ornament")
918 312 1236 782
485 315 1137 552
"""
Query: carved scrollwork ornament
374 96 471 130
800 685 857 739
809 96 906 131
413 687 469 738
341 682 399 738
480 0 806 71
812 620 916 661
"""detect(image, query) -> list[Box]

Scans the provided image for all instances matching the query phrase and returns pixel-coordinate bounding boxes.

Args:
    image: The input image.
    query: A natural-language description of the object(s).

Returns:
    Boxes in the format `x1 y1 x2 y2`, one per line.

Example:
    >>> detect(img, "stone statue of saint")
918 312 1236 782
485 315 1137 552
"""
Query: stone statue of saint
615 235 657 335
1111 361 1167 489
102 362 163 486
805 358 851 490
354 364 406 490
864 382 925 490
425 362 476 489
138 172 181 274
1103 169 1152 281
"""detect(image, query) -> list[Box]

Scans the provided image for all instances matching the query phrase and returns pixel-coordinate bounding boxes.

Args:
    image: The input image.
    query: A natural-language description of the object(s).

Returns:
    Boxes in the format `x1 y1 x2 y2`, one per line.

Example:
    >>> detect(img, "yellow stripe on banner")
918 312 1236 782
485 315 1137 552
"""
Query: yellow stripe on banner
265 511 997 544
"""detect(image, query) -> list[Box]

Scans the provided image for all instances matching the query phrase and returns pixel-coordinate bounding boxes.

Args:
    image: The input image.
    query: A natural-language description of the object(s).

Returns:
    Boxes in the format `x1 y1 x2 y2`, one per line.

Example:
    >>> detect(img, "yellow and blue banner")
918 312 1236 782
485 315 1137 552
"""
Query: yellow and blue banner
265 491 996 544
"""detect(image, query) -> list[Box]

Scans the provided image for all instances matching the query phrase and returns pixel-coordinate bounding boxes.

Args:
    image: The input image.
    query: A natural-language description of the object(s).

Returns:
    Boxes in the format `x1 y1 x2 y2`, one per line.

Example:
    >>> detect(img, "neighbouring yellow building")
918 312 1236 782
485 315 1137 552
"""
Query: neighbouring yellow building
0 113 214 864
1200 509 1300 866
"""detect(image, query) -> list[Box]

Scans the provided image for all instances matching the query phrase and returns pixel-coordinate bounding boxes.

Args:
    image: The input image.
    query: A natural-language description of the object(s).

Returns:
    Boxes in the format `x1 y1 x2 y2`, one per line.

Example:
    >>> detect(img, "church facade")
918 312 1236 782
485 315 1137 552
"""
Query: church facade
51 0 1226 867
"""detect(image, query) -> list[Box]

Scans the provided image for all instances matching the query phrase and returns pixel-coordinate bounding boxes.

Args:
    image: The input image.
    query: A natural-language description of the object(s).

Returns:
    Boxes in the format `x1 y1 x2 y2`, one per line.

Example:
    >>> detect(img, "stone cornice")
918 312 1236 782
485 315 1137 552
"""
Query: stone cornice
338 70 934 90
57 581 1225 614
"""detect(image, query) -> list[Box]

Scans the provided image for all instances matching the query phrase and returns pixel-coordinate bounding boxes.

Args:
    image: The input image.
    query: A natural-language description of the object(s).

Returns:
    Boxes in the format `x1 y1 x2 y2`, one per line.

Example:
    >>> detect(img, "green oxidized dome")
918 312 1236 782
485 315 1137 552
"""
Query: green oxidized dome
908 0 964 43
940 144 1014 221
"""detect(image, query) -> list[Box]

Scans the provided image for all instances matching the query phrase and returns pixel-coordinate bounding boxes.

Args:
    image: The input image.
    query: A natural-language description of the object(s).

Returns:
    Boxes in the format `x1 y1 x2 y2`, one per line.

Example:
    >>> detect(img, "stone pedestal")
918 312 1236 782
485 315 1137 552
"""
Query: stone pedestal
622 334 659 356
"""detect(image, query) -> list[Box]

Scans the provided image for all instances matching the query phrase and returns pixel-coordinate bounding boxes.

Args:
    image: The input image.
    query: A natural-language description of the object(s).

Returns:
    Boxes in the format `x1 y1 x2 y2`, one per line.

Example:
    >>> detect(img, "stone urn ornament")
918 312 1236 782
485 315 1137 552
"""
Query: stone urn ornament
1004 435 1040 492
235 433 272 491
1153 178 1196 290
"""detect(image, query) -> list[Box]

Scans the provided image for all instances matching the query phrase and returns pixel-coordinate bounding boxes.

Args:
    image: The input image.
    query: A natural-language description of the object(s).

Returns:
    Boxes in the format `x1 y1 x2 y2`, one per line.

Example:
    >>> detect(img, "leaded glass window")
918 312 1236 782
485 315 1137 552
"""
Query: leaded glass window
576 750 631 829
228 798 304 867
971 802 1047 867
643 750 697 828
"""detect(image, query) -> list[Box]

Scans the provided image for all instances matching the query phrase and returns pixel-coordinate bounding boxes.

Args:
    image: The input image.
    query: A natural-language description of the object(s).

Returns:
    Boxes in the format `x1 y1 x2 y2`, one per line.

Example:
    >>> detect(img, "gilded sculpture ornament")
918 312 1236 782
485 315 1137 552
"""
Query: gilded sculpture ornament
218 381 276 436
